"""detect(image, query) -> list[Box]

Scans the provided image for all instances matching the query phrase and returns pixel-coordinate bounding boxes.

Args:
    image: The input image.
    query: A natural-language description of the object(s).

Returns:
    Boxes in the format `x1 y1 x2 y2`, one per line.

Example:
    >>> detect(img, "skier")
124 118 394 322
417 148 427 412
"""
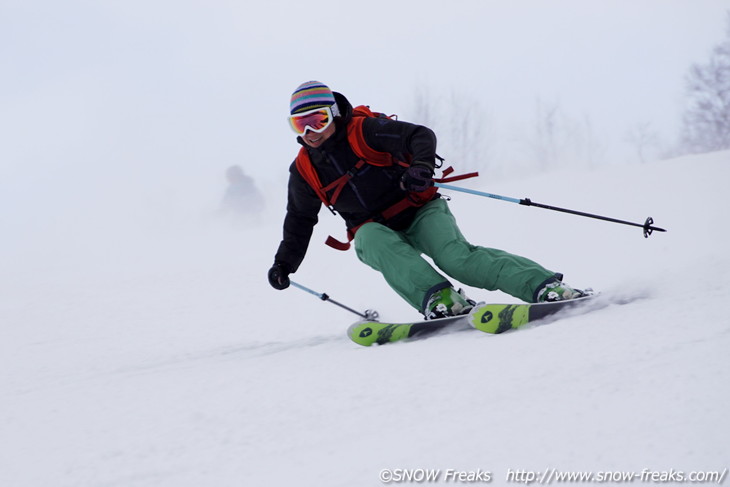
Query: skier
268 81 587 319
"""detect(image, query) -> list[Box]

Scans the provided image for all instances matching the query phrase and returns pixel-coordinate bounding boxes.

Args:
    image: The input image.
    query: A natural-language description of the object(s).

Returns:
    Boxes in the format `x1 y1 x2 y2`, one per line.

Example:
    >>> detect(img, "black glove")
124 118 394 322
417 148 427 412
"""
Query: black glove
400 162 434 192
268 262 291 290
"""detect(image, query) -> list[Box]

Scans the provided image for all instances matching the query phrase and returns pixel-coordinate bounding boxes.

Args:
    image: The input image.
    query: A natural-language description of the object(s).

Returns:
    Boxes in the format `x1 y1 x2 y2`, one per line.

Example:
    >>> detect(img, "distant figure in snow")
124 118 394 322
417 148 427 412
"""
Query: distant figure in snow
220 165 265 220
267 81 591 320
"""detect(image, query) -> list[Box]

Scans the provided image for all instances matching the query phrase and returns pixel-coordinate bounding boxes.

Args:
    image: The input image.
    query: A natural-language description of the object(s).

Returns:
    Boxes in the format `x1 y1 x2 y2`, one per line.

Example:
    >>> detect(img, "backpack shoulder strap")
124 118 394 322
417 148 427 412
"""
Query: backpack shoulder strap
294 147 331 206
347 106 398 166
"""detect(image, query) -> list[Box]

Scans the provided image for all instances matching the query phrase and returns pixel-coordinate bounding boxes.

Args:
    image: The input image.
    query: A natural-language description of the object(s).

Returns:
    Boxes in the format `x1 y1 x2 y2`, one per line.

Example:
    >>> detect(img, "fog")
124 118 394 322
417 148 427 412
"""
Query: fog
1 0 728 255
3 4 730 484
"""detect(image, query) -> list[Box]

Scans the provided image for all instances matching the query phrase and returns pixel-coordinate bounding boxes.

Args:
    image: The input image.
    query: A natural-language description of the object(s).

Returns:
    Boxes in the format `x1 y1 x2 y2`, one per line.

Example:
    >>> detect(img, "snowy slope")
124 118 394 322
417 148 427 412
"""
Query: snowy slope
1 151 729 487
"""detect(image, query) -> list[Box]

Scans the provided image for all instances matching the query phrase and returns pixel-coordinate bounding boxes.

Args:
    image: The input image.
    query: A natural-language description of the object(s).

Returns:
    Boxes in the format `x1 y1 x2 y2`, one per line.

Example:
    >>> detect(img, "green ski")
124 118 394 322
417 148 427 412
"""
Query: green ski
347 314 471 346
468 295 596 334
348 295 598 346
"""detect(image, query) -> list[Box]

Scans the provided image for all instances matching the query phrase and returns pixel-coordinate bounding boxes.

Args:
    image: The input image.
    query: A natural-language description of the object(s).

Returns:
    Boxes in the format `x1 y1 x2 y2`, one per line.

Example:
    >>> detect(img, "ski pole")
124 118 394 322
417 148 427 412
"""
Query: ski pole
435 182 667 238
290 281 379 321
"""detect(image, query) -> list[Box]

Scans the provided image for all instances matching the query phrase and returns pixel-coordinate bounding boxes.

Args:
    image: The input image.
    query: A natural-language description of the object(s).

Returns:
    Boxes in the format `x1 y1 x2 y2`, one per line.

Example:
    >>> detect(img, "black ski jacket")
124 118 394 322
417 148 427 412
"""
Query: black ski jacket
274 92 439 273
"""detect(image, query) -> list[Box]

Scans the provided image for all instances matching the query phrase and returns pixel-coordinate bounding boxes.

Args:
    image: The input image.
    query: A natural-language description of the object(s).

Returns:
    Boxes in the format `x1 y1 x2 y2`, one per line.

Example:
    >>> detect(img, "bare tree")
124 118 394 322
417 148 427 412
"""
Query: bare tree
626 122 659 164
680 12 730 154
410 86 493 173
526 98 568 171
574 114 605 168
446 90 493 172
524 98 605 171
411 85 434 128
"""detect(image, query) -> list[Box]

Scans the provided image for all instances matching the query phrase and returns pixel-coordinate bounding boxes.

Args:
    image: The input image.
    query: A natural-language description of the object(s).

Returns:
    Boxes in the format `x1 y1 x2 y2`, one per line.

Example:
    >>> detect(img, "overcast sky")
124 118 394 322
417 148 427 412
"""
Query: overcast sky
1 0 728 224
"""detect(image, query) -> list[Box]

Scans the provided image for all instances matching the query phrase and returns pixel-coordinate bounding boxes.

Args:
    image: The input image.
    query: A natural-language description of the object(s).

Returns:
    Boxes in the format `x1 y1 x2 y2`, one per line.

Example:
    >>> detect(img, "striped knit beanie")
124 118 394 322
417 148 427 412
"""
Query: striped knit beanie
289 81 339 116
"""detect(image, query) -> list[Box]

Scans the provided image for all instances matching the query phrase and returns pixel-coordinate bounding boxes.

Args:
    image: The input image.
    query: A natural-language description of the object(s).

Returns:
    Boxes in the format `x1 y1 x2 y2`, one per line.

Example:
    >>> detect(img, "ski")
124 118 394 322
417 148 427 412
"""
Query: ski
468 295 597 334
347 295 599 346
347 314 472 347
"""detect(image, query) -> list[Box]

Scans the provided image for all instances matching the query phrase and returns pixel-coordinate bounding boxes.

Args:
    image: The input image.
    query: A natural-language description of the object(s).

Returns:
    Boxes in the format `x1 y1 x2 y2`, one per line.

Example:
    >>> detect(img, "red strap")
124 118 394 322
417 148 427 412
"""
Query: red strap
295 148 330 206
347 117 398 166
321 160 366 205
436 170 479 184
382 187 438 220
324 222 366 251
325 235 353 251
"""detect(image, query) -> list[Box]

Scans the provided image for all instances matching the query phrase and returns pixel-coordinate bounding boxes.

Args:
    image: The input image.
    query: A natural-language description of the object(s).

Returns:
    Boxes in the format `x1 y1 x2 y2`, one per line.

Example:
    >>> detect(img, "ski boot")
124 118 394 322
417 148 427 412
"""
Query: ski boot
424 287 474 320
536 280 591 303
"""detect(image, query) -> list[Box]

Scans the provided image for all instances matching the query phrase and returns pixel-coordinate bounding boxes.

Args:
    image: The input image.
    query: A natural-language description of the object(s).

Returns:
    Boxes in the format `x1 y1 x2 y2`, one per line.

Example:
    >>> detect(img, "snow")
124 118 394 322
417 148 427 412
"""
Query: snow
2 150 729 486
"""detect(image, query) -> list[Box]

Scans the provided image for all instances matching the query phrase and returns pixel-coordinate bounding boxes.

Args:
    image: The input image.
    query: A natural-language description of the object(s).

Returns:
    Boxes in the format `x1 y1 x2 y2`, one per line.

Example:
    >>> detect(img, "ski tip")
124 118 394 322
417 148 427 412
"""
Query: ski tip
347 320 384 347
347 321 368 345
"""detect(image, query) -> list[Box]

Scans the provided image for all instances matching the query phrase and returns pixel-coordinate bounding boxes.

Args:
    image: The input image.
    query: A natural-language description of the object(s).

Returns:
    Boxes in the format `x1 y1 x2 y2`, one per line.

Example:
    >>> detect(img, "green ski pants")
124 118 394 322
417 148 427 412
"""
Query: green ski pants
354 198 558 312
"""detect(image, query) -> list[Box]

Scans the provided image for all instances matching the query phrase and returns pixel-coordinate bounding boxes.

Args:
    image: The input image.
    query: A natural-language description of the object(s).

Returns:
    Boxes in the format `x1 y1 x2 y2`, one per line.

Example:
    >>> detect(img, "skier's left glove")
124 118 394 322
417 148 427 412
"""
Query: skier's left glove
268 262 291 290
400 162 434 192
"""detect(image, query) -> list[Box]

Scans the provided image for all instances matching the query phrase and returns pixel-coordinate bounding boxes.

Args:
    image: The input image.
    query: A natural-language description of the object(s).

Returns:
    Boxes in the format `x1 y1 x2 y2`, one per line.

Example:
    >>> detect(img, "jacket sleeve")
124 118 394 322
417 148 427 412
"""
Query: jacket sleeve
360 117 438 170
273 161 322 273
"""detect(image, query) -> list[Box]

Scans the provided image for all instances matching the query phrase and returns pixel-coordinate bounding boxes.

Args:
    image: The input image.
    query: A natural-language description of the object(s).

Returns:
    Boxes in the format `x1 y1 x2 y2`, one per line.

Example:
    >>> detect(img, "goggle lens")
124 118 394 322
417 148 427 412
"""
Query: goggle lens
289 107 333 135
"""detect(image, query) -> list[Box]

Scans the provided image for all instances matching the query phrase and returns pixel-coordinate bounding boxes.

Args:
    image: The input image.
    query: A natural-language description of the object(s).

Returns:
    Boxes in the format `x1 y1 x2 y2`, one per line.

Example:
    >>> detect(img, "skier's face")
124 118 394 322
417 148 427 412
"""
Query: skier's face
301 121 336 148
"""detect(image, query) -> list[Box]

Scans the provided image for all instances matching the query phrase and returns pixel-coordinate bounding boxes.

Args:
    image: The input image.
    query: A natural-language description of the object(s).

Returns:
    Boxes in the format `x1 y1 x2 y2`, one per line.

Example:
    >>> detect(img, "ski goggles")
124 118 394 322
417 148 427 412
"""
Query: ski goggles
288 105 338 136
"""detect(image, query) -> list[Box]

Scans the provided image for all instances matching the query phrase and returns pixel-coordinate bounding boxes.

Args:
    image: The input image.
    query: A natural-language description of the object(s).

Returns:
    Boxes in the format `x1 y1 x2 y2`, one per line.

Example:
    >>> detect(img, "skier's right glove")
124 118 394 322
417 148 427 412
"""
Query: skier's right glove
268 262 291 290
